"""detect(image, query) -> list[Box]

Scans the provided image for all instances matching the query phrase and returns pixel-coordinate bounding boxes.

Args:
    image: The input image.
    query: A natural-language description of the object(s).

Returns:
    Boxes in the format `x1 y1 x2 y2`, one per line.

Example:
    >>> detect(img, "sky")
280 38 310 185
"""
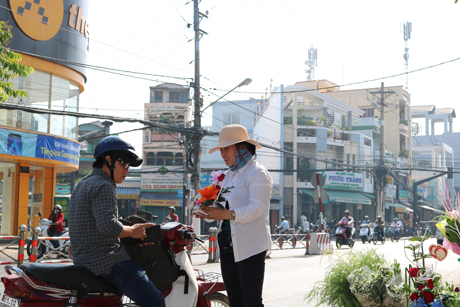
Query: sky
79 0 460 159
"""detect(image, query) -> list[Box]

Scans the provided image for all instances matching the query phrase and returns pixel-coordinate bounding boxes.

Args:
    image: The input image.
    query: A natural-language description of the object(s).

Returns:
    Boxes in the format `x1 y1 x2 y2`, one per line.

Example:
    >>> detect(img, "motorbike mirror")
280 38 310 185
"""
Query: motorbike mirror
38 212 42 218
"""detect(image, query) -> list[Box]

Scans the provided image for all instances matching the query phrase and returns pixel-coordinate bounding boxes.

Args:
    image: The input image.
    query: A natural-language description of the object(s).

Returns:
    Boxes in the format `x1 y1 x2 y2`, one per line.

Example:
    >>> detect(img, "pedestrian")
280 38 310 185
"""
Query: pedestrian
68 136 165 307
194 124 273 307
48 205 64 249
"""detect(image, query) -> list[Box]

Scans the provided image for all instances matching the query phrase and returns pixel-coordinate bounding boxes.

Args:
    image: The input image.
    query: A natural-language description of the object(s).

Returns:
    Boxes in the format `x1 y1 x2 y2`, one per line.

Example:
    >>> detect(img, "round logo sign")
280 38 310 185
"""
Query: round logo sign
9 0 64 41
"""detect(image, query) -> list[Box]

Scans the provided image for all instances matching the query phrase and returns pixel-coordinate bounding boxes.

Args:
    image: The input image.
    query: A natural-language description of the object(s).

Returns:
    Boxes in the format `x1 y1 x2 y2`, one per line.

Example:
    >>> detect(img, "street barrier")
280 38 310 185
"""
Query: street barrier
29 227 72 263
271 232 309 250
305 231 310 255
309 232 333 255
207 227 218 263
0 225 27 266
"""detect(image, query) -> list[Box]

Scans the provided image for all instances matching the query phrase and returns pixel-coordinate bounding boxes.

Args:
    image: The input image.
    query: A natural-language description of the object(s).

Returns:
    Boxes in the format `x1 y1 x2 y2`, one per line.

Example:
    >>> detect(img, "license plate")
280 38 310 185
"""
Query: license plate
0 293 20 307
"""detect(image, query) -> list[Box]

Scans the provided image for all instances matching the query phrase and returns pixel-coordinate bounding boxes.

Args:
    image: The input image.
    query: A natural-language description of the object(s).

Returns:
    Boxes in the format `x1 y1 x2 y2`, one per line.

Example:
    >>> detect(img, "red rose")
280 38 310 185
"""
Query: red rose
410 293 419 301
422 291 435 304
418 284 424 291
409 268 420 278
217 174 225 181
455 286 460 292
426 279 434 289
215 185 221 191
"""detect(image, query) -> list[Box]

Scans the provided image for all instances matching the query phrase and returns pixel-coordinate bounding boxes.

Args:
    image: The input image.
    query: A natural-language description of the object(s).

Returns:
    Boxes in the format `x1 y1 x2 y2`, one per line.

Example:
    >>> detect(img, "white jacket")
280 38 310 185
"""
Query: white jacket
213 158 273 262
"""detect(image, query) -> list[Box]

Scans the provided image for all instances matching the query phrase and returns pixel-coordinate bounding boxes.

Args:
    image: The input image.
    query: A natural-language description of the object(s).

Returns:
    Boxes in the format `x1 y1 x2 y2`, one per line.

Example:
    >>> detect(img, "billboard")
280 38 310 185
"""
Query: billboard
141 166 183 192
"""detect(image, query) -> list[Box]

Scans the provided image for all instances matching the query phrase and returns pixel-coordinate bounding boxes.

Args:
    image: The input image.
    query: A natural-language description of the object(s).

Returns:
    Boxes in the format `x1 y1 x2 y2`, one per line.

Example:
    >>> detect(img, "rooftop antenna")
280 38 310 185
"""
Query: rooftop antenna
402 21 412 90
305 45 317 81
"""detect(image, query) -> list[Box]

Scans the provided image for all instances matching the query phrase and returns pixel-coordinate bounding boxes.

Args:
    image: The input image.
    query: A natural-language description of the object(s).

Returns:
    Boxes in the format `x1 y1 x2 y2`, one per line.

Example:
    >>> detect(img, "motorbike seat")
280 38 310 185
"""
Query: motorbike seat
19 263 119 294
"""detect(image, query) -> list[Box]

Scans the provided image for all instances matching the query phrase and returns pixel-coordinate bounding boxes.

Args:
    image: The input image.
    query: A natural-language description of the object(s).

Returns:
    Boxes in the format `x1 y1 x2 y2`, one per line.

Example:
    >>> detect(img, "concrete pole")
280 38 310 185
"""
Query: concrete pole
292 93 298 227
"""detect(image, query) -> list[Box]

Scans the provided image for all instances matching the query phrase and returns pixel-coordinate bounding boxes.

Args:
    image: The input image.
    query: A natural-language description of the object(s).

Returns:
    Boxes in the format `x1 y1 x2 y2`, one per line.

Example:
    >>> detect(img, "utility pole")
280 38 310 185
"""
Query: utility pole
191 0 208 203
369 82 395 222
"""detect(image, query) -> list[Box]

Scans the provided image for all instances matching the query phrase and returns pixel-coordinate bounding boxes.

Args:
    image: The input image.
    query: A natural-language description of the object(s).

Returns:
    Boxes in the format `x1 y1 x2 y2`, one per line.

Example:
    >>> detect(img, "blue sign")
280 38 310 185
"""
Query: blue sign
35 135 80 165
177 188 183 198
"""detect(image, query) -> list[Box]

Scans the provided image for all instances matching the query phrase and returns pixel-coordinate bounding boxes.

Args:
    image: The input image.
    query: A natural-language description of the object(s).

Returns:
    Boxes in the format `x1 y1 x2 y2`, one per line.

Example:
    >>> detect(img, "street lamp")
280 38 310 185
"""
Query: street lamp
200 78 252 114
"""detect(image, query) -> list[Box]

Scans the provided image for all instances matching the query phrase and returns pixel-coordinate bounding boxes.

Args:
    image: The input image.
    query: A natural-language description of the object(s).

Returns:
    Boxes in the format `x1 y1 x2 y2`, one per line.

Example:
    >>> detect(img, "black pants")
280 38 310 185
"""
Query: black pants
219 244 266 307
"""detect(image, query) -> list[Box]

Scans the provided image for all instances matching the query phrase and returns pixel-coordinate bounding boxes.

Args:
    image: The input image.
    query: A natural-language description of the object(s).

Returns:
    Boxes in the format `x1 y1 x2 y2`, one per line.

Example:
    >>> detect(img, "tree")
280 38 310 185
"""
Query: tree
0 21 34 102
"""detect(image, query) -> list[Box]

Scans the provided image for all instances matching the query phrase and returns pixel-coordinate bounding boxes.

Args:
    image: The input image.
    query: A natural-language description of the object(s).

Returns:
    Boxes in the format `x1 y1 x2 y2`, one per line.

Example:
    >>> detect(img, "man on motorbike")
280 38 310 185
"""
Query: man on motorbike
301 214 310 233
277 216 290 234
361 215 370 225
375 215 384 237
338 210 354 239
68 136 165 307
390 218 403 237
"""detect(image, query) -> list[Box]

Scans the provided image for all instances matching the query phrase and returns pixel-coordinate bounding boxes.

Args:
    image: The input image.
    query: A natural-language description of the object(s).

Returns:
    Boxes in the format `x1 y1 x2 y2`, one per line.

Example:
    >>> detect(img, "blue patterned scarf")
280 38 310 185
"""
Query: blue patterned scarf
230 149 253 171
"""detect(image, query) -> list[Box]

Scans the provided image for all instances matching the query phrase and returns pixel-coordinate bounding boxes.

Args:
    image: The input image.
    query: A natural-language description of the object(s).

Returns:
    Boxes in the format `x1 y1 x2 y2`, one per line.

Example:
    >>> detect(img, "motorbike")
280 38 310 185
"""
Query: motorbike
372 224 386 245
335 220 355 249
26 212 71 260
0 221 229 307
359 223 372 244
390 225 401 242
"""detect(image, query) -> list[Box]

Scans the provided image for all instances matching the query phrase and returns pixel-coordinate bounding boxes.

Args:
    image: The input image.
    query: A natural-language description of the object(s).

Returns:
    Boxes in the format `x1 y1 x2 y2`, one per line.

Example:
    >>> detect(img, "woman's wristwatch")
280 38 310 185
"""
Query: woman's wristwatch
230 210 236 220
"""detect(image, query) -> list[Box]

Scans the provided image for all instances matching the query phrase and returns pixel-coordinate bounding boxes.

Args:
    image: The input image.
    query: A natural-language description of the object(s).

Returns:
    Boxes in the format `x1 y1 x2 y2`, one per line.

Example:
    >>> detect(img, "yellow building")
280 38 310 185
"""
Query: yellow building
0 0 89 236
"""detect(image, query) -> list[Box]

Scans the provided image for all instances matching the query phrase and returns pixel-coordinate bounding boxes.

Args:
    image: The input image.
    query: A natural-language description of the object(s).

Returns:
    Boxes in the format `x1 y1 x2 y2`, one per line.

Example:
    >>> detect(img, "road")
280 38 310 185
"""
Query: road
0 236 459 306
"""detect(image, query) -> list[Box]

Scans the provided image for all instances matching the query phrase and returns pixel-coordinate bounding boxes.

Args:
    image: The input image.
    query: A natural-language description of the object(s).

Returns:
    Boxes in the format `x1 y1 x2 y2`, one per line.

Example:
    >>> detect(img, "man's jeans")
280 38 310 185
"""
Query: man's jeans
99 259 165 307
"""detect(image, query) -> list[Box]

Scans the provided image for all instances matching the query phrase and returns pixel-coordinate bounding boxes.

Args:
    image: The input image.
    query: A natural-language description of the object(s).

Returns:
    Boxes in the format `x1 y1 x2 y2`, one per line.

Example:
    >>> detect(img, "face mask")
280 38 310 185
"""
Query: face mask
230 148 252 171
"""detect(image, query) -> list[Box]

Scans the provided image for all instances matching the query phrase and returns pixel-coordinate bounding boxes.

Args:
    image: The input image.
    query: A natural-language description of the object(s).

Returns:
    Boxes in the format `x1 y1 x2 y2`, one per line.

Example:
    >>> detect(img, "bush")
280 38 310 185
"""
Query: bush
304 248 391 307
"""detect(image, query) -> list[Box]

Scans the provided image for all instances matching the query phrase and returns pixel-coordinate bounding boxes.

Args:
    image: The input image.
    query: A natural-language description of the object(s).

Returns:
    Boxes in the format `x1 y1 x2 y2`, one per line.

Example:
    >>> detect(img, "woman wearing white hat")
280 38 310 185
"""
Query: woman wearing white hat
195 124 273 307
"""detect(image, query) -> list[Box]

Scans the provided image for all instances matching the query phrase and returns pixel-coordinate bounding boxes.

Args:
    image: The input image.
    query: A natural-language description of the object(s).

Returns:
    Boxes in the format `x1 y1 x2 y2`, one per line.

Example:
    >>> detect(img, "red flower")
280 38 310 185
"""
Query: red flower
409 268 420 278
455 286 460 292
410 293 419 301
217 174 225 181
426 279 434 289
418 284 424 291
422 291 435 304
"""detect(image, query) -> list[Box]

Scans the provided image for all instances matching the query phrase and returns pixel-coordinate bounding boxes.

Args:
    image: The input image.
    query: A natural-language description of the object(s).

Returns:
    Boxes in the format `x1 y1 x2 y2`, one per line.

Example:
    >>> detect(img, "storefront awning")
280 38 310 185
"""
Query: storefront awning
140 192 178 200
299 189 330 203
116 188 140 195
327 190 372 205
361 193 375 200
388 202 412 213
419 205 444 214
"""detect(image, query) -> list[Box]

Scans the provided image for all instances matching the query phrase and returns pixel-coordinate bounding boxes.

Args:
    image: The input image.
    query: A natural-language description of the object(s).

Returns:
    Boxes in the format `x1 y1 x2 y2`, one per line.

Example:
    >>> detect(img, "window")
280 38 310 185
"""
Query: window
175 153 184 166
169 92 180 102
156 152 174 165
285 157 293 175
154 91 163 102
223 113 240 125
360 108 374 118
146 152 155 165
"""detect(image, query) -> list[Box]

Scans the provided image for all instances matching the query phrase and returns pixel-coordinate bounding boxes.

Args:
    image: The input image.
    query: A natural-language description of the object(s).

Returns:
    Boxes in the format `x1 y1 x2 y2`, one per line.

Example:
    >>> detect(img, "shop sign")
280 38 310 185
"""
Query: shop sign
141 166 184 192
399 189 408 200
140 199 180 207
0 128 79 165
395 207 406 213
357 205 362 210
319 171 363 191
417 186 428 199
54 196 70 219
385 184 397 198
272 185 282 196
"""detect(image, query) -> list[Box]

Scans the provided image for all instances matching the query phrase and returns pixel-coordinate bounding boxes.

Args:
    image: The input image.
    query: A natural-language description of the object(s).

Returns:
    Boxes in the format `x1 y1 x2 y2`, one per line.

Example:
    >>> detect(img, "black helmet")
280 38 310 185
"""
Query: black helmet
94 136 143 167
344 210 350 215
169 206 176 212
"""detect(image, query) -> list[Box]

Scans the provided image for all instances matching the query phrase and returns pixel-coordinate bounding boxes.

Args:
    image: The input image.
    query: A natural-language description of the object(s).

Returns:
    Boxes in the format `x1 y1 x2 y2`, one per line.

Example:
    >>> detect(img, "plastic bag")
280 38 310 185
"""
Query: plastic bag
383 275 407 307
348 266 383 307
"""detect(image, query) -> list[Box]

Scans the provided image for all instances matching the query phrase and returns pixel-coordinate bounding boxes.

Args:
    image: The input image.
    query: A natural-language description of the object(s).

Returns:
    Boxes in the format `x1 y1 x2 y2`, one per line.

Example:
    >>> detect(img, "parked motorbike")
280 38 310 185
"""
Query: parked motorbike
26 212 70 260
359 223 372 244
335 220 355 249
1 221 229 307
372 224 386 245
390 225 401 242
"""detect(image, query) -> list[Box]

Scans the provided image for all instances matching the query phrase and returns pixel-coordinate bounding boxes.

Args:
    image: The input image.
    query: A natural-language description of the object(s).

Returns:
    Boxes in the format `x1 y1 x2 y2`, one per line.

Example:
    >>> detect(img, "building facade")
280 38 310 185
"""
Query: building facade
0 0 89 236
141 83 190 220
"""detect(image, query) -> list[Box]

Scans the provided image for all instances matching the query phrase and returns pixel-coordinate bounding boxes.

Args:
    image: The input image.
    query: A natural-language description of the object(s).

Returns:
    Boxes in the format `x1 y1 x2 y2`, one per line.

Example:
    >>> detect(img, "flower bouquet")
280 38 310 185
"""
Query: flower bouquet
194 170 233 215
436 190 460 256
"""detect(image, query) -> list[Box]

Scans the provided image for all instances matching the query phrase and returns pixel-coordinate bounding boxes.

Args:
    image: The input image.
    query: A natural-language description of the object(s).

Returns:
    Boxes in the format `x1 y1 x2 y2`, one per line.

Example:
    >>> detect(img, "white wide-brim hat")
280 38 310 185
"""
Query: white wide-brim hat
208 124 262 154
